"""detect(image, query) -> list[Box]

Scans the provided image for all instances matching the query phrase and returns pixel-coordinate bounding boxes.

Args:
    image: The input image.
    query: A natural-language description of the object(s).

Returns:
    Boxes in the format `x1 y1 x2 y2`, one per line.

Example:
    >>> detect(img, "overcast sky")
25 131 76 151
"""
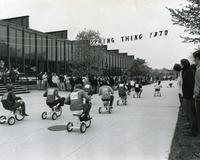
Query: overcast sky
0 0 197 69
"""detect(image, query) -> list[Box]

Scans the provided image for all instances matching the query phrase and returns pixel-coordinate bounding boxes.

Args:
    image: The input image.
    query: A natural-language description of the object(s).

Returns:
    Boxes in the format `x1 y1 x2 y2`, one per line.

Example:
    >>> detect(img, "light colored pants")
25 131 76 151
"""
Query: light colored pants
59 82 65 91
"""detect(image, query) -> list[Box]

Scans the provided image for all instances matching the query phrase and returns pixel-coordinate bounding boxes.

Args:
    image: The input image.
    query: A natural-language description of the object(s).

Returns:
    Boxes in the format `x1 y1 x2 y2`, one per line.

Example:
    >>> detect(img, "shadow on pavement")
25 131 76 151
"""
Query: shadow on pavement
48 125 66 131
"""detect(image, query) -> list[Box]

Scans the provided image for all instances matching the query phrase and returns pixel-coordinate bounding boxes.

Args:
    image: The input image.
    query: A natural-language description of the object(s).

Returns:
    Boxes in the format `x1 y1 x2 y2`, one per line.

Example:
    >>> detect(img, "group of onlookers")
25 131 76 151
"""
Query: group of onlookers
36 72 146 96
173 50 200 137
0 60 20 84
37 73 126 92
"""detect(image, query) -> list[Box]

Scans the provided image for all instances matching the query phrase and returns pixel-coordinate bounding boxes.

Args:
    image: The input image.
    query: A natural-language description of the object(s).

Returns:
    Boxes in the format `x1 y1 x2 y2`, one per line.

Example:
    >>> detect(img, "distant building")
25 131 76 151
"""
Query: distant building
0 15 134 76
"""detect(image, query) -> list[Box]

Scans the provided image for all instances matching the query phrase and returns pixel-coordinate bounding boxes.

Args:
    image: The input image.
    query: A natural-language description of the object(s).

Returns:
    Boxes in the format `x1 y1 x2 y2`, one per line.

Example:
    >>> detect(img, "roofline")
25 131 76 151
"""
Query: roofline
0 15 29 21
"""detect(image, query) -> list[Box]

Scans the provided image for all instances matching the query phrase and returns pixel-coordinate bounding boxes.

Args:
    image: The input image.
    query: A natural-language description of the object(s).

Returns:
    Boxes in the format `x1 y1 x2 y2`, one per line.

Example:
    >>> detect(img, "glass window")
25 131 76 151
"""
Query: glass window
60 41 65 73
24 32 30 74
30 33 36 74
0 25 8 65
65 41 69 62
57 41 61 62
80 45 83 63
42 37 46 61
51 39 56 72
107 53 110 68
9 28 16 68
42 37 46 71
52 40 56 61
77 46 81 62
16 30 23 72
47 38 52 73
68 42 72 62
47 38 52 61
113 54 115 68
61 42 64 61
37 35 42 59
71 42 74 62
120 56 122 69
111 54 113 69
74 43 77 62
37 35 42 72
65 41 70 74
57 41 61 73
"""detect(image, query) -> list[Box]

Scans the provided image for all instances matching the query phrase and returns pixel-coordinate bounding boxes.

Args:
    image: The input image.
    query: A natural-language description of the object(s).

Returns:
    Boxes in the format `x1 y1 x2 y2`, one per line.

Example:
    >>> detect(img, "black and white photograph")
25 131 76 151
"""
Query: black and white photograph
0 0 200 160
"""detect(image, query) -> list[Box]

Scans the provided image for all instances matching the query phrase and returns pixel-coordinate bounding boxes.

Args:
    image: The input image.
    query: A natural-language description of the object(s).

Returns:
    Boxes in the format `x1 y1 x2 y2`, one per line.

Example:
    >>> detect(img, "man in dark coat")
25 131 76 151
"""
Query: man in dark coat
181 59 198 136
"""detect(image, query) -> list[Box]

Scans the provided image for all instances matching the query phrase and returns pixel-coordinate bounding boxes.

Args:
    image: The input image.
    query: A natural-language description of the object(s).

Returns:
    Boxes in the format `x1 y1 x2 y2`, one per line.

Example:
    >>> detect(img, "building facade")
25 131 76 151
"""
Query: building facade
0 16 134 76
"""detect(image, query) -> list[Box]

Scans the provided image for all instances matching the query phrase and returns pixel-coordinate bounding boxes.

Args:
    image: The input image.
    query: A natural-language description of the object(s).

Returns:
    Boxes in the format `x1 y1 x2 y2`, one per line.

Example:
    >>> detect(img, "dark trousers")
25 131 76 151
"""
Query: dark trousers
4 101 27 115
1 76 7 84
102 95 114 106
70 84 74 92
94 85 98 94
47 97 65 109
83 103 91 115
178 93 184 115
43 81 48 90
119 92 127 100
195 100 200 133
110 95 114 106
183 98 198 135
135 91 141 98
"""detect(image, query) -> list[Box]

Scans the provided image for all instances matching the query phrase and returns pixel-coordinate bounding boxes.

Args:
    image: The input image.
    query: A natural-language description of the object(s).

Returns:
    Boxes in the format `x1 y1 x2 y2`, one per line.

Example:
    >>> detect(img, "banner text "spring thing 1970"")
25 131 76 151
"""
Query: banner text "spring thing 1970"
90 30 168 45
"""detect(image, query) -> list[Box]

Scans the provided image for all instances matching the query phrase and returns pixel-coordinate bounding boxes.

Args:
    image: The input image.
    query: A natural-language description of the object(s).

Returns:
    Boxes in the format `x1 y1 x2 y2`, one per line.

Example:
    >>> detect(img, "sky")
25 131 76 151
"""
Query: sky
0 0 197 69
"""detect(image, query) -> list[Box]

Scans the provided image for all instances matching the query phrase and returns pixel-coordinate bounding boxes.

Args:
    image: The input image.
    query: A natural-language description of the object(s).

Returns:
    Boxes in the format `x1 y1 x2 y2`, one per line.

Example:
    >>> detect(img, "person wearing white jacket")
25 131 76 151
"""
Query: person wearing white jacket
173 64 183 110
52 73 59 87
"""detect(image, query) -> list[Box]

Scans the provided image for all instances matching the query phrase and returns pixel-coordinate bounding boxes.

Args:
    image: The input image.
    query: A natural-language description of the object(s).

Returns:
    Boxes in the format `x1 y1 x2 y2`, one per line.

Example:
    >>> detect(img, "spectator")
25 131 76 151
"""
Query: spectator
64 75 70 91
52 73 59 87
193 50 200 135
42 72 48 90
181 59 198 136
130 79 135 91
13 67 20 81
173 64 183 115
109 76 114 89
48 72 53 87
93 76 98 94
59 74 65 91
0 60 8 84
37 72 43 90
69 75 75 92
9 67 17 83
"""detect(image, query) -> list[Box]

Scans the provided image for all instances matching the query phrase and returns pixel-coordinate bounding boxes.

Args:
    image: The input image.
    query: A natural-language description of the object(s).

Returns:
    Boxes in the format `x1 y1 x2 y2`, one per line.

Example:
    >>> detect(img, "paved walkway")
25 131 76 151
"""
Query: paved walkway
0 81 179 160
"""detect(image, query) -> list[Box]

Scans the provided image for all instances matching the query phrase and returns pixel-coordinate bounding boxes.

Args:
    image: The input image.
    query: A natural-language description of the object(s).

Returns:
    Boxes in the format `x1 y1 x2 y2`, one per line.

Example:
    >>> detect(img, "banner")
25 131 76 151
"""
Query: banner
90 30 168 45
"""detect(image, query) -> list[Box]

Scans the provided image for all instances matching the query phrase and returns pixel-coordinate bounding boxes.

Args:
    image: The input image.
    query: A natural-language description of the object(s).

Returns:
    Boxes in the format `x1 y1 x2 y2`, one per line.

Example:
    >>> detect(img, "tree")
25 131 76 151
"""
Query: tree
128 58 151 77
74 29 103 76
76 29 103 46
167 0 200 43
150 68 175 80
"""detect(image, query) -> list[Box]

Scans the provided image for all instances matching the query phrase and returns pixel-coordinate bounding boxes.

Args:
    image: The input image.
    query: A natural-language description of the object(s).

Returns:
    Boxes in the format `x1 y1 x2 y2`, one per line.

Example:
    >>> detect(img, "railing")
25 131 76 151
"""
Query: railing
17 74 37 90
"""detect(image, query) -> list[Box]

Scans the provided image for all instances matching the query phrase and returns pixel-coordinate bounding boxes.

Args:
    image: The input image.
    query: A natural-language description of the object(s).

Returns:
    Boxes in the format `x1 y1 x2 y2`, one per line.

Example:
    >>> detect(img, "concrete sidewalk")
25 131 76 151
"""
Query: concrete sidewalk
0 80 179 160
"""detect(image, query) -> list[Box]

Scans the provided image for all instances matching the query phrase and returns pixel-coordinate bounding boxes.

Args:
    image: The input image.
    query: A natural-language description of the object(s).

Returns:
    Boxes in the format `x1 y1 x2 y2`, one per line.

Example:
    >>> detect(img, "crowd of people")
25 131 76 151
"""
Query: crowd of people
36 72 145 94
0 60 20 84
1 73 144 122
173 50 200 137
